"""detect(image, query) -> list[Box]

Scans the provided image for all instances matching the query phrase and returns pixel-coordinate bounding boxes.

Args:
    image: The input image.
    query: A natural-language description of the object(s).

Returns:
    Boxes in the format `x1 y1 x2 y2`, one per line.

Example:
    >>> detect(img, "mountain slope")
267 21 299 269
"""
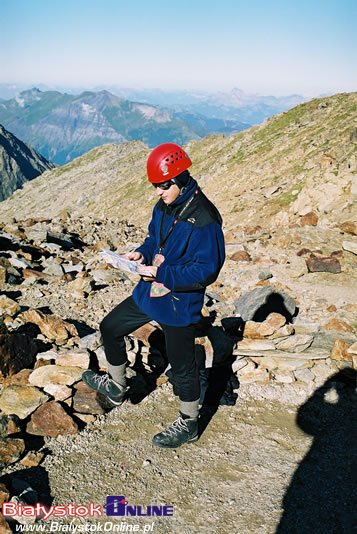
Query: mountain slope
0 89 205 165
0 92 356 231
0 123 56 201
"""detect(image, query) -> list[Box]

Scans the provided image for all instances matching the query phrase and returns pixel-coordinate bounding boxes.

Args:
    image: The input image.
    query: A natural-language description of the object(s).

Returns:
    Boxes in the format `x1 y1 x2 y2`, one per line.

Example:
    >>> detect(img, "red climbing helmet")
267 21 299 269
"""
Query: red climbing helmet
146 143 192 184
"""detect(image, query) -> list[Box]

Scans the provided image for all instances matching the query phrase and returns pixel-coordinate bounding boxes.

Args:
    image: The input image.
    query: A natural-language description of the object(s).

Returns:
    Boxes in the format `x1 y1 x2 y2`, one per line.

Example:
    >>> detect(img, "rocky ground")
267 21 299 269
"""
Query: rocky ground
0 213 356 533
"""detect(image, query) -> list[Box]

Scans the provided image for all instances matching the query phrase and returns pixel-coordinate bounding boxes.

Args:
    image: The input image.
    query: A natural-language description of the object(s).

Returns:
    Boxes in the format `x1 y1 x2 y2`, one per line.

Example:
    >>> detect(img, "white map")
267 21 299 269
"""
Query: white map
100 249 153 275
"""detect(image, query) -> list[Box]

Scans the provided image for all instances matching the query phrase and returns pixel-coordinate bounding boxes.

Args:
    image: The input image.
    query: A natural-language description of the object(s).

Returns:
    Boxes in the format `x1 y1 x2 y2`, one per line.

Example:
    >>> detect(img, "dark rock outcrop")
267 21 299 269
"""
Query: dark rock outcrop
0 123 55 201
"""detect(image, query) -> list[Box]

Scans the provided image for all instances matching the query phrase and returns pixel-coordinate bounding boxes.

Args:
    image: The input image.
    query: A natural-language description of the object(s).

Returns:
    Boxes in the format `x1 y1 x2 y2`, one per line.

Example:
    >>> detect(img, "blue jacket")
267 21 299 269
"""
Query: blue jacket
132 178 225 326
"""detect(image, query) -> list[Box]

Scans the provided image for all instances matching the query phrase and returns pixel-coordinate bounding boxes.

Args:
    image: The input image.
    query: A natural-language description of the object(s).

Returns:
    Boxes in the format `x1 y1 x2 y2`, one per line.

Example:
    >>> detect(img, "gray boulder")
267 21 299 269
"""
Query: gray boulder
234 286 296 322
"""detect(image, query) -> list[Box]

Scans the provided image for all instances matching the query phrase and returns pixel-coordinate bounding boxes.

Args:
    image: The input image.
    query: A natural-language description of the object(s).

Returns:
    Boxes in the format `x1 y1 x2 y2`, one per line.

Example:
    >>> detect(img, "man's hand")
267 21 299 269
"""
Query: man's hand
138 265 157 281
124 251 144 263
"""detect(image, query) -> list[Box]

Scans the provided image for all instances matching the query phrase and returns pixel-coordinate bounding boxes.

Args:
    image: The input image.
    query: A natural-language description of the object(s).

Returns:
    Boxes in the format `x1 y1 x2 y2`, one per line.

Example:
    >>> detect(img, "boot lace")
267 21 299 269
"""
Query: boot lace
162 416 189 437
93 373 113 392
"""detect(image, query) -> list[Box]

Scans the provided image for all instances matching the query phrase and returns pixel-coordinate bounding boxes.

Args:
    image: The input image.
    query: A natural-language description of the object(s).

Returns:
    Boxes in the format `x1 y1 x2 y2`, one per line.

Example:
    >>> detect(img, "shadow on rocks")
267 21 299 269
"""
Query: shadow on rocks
1 466 53 532
197 323 240 437
276 369 357 534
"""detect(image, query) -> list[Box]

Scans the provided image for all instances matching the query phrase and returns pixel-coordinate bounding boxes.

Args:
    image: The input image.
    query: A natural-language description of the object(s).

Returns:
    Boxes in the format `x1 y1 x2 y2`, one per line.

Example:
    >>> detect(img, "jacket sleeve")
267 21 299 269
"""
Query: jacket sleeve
134 210 157 265
155 222 225 291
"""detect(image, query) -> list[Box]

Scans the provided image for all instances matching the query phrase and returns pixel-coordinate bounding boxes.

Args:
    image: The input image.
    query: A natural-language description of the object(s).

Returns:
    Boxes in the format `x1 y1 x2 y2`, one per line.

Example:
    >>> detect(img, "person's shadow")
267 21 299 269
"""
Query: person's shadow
276 369 357 534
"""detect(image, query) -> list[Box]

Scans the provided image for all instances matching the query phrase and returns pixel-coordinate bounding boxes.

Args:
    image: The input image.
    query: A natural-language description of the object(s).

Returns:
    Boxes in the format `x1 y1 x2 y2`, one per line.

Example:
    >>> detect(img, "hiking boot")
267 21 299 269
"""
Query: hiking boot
152 412 198 449
82 371 126 406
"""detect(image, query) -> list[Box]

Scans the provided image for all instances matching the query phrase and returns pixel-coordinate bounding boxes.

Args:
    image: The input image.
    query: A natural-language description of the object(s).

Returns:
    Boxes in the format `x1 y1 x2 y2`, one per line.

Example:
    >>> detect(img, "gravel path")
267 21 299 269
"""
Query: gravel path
9 375 355 534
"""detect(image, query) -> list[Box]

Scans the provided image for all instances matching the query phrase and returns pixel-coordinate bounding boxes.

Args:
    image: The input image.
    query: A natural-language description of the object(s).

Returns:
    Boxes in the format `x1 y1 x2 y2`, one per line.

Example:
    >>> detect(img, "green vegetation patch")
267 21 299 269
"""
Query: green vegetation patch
278 182 304 206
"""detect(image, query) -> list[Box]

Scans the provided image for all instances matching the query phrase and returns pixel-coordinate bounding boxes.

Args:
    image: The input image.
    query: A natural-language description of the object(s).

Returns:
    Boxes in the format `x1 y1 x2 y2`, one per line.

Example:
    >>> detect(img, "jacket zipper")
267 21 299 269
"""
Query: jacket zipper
170 294 180 315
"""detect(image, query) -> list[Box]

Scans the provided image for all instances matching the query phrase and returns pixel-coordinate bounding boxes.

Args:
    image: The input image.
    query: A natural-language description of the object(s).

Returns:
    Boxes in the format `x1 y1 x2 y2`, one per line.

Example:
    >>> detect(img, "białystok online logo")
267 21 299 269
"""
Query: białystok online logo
2 497 174 520
105 497 174 517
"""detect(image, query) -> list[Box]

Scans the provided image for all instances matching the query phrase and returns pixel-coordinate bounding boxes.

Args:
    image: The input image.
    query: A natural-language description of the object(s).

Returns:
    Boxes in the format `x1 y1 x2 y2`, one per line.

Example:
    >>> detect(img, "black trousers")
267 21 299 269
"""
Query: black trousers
100 296 200 402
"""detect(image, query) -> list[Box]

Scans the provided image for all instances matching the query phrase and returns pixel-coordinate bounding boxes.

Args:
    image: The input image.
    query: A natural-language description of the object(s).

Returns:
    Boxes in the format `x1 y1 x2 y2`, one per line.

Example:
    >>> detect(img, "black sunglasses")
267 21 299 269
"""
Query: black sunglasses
152 180 175 190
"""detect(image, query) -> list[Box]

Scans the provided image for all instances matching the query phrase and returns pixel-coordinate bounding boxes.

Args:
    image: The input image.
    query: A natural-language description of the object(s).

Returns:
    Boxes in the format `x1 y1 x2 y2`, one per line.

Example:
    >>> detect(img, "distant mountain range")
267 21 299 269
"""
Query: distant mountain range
1 92 356 234
0 123 55 201
0 88 249 165
99 86 309 125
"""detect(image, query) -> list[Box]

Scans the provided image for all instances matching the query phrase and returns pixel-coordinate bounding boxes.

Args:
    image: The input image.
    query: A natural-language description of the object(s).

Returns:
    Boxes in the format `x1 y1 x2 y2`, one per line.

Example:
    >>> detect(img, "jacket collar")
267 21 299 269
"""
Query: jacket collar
171 178 198 207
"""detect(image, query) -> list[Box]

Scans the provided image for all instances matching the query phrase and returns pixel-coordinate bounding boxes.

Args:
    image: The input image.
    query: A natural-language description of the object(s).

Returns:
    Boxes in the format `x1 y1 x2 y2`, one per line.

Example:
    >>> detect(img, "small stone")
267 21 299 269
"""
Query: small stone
270 325 295 339
347 342 357 355
342 240 357 255
300 212 318 226
91 270 117 283
20 309 78 345
235 360 256 375
0 414 21 436
68 274 93 298
72 382 107 415
339 221 357 236
236 339 276 351
297 248 312 256
243 321 266 339
272 369 295 383
312 363 336 380
43 262 64 277
29 365 83 387
306 256 341 274
264 185 281 198
78 332 102 351
274 334 313 352
331 339 352 361
237 368 271 384
0 385 49 419
243 314 286 339
36 350 58 361
323 319 354 332
293 322 320 335
34 359 52 369
294 368 315 383
260 313 286 334
327 305 337 312
0 295 20 317
0 482 10 506
258 270 273 281
22 268 53 282
156 376 169 385
3 369 32 388
43 383 72 401
232 358 249 373
56 350 90 369
27 401 79 437
142 459 152 467
74 413 96 424
270 358 310 371
230 250 251 262
0 437 25 466
20 451 45 467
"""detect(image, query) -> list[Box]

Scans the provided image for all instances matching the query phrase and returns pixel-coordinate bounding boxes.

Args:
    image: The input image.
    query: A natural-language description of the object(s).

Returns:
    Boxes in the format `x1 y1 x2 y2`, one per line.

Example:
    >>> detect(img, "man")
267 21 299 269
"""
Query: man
82 142 225 448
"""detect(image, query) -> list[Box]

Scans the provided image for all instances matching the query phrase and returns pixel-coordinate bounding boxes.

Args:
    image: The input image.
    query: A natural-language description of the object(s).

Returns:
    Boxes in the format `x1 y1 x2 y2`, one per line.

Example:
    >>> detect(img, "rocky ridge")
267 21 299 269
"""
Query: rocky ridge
0 124 55 202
